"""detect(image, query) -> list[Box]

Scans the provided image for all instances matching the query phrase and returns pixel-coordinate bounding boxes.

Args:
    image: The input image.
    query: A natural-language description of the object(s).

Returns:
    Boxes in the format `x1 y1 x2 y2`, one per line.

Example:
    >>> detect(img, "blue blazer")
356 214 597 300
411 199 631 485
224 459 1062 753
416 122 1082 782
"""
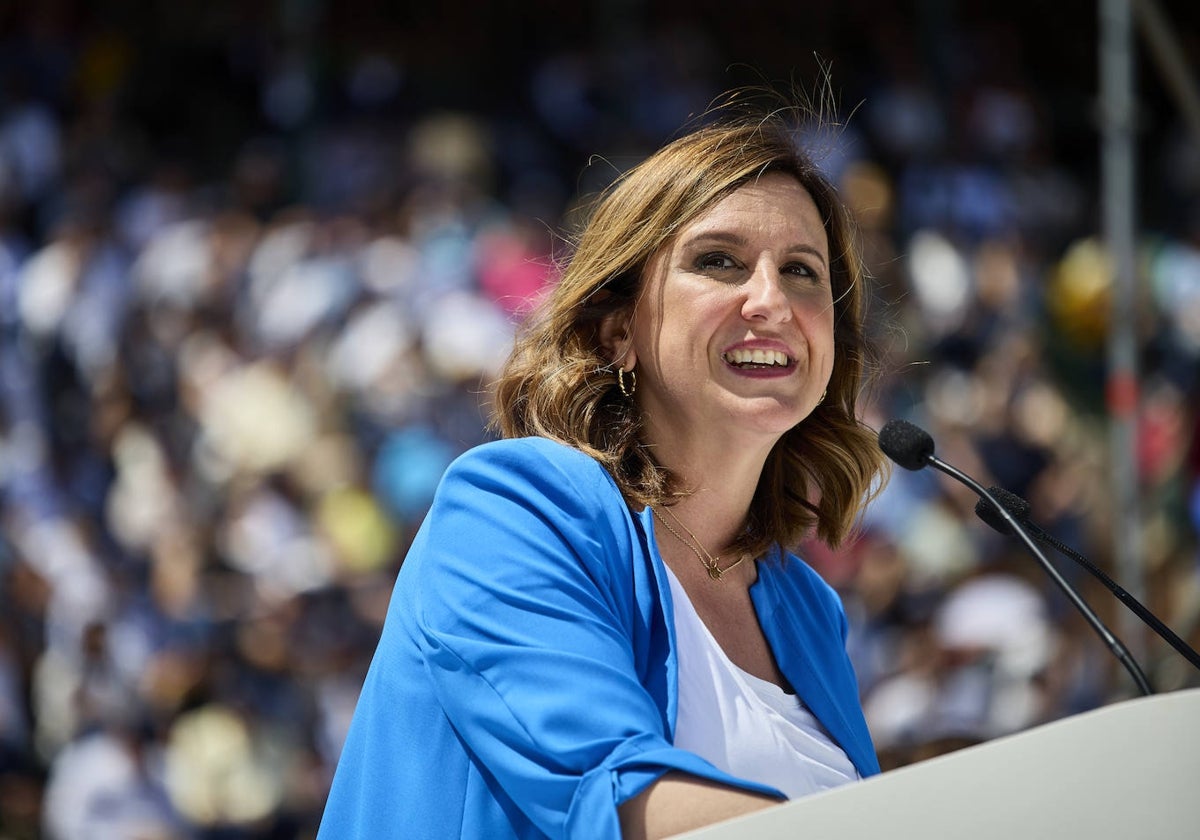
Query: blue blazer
318 437 878 839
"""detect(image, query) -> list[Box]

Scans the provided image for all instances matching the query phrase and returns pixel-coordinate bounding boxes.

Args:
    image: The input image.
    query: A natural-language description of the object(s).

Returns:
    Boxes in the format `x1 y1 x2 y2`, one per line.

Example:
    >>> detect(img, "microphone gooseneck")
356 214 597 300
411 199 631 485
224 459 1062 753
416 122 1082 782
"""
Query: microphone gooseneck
975 487 1200 673
876 419 1154 696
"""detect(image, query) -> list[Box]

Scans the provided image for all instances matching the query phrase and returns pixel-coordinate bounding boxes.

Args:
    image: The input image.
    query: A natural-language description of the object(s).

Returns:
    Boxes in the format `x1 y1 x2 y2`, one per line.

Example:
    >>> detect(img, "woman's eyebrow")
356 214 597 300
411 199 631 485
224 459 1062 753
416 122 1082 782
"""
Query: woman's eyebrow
788 244 829 269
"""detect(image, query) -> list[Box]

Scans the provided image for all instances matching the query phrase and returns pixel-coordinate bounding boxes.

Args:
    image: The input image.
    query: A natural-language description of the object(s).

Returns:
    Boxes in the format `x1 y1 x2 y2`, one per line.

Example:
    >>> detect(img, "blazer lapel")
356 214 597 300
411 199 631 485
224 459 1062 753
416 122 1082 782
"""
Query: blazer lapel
753 554 881 777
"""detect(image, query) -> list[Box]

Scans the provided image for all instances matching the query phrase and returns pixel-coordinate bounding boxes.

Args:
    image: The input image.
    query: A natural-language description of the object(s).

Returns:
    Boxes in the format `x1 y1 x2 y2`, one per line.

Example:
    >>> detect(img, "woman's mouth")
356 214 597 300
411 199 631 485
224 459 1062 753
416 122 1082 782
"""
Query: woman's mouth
722 348 793 369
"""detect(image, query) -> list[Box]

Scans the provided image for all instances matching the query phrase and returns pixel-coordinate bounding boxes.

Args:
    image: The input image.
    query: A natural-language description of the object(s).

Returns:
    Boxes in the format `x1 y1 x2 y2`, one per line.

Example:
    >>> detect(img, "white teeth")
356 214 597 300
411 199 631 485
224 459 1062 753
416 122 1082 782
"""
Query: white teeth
724 349 790 366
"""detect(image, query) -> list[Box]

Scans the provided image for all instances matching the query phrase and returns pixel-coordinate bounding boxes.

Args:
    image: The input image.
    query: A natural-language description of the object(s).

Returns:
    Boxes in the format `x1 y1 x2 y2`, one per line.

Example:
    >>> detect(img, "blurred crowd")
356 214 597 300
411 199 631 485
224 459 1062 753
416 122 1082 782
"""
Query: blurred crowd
1 2 1199 838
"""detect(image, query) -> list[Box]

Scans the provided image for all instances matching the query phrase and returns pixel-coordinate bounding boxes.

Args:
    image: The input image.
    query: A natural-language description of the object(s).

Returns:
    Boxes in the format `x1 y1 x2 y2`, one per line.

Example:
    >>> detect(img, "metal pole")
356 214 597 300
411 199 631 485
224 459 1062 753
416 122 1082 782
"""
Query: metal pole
1133 0 1200 147
1100 0 1145 672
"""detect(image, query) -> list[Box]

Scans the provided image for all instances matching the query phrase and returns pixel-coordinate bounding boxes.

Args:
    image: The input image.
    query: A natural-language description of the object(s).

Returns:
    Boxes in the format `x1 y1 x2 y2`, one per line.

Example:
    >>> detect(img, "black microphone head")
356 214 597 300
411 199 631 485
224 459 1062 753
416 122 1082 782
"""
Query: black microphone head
974 486 1032 536
877 420 935 471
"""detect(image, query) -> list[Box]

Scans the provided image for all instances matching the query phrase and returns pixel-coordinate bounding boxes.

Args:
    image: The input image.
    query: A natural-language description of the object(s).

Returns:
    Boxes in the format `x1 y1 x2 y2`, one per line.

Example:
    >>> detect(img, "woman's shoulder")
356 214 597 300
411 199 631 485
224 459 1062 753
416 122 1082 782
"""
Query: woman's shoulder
442 436 622 506
448 436 607 476
421 437 646 591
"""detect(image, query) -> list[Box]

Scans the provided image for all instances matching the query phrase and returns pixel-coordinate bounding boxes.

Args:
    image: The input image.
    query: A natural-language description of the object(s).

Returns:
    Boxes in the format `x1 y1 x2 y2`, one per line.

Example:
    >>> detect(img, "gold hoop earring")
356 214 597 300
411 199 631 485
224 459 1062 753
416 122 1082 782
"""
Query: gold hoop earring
617 366 637 397
819 388 828 404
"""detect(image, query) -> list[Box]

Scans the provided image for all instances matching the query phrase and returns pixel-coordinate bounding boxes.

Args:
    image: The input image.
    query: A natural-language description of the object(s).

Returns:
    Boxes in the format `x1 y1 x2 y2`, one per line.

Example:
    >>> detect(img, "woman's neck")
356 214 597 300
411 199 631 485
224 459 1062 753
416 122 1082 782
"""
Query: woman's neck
650 435 774 554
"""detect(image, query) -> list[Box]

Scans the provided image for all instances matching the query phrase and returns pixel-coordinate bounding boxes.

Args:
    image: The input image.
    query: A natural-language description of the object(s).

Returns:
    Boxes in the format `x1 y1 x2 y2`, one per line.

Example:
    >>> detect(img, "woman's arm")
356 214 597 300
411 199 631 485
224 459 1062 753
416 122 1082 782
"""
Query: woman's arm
618 772 779 839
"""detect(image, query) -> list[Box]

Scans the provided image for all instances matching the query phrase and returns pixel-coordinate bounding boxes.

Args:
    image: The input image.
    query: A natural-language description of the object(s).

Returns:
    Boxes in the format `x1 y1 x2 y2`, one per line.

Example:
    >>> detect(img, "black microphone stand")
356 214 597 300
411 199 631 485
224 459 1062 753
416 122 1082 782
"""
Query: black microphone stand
928 454 1153 696
976 490 1200 674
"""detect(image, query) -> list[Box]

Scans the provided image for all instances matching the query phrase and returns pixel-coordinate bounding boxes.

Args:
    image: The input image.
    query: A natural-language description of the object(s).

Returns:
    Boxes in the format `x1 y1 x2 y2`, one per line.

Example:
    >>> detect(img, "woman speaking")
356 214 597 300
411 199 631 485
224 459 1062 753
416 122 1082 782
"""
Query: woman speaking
318 106 889 839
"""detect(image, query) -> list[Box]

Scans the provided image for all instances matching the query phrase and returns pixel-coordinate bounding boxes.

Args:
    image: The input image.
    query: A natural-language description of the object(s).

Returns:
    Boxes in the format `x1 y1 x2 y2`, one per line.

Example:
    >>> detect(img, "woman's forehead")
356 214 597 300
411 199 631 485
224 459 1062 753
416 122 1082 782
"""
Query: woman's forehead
672 174 827 252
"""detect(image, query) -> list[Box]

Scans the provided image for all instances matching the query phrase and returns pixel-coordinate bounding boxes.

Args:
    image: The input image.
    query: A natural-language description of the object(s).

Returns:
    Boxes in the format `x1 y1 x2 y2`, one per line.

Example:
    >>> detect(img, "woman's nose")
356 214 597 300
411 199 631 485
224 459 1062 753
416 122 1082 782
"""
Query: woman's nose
740 262 792 323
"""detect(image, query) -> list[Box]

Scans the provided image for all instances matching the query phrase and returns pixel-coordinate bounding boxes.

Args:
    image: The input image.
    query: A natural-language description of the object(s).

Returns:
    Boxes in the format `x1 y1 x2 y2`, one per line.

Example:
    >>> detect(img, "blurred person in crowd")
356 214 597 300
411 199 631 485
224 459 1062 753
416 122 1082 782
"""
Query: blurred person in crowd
319 105 890 839
0 68 63 217
42 722 188 840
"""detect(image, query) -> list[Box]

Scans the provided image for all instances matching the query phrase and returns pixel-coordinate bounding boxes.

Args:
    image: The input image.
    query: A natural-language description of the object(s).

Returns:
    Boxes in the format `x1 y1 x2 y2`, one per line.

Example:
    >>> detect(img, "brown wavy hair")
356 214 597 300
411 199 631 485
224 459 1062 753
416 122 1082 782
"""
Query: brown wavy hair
492 111 888 555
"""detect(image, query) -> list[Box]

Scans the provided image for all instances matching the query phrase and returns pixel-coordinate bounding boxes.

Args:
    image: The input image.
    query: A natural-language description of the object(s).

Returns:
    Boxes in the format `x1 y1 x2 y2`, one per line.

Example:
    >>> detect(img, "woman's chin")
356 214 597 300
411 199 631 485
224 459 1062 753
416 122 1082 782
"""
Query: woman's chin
714 397 813 440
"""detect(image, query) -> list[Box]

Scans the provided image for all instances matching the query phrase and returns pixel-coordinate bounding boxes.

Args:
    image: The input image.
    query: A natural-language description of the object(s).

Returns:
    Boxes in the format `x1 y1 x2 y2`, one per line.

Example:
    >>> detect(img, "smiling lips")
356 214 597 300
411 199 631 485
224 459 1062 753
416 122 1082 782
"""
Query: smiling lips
722 348 793 371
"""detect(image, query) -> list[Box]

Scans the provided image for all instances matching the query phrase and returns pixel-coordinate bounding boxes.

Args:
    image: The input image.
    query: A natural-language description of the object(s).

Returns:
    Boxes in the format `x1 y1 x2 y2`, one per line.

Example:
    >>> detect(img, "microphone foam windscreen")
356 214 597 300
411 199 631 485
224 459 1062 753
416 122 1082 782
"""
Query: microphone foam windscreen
974 486 1031 535
877 419 935 470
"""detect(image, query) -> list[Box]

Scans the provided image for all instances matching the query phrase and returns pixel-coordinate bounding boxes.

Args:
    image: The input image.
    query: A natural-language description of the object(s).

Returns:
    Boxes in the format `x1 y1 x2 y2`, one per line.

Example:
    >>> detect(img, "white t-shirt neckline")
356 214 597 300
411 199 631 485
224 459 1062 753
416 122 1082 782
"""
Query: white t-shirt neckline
663 562 860 799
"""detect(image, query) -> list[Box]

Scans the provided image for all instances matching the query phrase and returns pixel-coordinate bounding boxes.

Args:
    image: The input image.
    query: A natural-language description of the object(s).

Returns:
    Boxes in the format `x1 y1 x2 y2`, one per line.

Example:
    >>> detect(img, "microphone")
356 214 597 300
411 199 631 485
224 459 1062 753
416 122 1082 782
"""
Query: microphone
976 486 1200 673
877 419 1153 696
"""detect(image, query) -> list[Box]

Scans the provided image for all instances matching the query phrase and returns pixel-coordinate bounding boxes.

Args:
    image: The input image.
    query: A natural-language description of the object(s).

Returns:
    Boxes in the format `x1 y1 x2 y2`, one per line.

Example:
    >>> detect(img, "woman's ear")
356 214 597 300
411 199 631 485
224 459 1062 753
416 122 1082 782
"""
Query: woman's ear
598 309 637 369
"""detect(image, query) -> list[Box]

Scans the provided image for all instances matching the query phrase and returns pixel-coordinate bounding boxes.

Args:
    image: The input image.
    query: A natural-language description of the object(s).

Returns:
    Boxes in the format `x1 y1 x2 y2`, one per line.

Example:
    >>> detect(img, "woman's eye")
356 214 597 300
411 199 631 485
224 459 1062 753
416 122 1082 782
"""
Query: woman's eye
697 253 738 271
783 262 820 282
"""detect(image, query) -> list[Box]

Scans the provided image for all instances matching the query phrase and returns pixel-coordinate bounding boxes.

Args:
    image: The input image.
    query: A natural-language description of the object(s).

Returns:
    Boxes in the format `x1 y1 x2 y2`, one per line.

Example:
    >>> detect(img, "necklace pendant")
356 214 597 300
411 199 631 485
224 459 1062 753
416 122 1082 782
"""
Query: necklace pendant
707 565 723 581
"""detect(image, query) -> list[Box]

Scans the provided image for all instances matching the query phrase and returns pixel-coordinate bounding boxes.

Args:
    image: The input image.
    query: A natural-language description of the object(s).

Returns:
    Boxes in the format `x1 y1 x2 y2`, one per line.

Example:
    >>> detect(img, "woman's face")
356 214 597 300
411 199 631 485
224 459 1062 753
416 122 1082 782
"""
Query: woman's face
613 172 835 454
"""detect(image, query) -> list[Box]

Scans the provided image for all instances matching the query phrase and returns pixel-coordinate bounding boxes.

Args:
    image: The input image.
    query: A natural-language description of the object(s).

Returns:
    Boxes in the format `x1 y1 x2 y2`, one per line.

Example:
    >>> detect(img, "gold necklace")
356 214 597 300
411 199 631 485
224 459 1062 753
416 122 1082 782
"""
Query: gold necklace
651 506 748 581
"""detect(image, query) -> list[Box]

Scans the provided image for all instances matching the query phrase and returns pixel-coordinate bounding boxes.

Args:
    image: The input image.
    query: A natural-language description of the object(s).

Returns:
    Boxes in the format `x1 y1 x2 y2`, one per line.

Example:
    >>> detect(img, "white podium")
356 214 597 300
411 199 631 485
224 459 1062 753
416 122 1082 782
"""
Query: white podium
676 688 1200 839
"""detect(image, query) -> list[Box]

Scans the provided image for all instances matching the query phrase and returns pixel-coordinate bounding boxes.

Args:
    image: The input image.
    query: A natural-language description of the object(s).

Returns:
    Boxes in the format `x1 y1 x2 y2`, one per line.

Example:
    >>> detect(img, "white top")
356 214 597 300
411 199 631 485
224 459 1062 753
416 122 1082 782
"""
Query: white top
664 563 861 800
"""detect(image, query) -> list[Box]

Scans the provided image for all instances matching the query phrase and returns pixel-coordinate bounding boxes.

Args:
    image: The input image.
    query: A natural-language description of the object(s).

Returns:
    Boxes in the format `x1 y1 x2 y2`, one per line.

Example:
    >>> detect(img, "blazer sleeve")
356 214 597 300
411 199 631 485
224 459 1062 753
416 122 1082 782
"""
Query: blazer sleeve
404 439 779 839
